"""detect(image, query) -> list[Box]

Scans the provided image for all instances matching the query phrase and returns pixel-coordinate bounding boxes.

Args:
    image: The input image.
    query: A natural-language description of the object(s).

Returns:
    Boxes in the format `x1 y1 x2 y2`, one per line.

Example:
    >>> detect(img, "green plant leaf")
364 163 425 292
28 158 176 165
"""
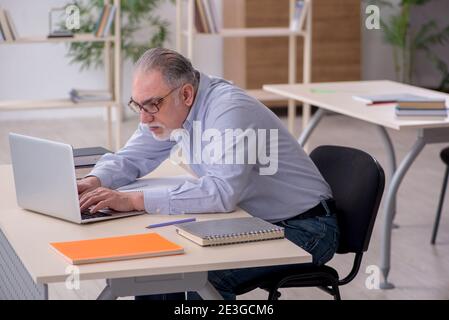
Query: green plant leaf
64 0 171 71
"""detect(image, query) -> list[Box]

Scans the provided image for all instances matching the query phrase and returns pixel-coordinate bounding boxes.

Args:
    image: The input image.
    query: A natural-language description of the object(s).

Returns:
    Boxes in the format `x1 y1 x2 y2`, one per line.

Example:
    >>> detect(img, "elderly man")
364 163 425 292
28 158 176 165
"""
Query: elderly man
77 48 339 300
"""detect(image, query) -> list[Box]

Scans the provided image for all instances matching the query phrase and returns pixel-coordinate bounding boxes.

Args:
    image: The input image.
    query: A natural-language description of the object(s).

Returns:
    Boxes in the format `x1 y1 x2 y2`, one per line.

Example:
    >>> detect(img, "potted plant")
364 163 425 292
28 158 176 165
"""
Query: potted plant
367 0 449 92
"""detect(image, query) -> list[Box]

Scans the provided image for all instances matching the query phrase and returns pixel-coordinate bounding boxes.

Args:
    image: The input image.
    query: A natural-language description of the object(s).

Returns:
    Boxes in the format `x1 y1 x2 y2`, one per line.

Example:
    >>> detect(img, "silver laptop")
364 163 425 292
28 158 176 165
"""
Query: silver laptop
8 133 144 224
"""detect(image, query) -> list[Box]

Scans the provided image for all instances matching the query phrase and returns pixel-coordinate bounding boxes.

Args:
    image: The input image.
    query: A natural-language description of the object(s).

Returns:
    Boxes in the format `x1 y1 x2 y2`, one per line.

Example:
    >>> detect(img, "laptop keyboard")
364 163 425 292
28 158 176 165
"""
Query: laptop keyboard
81 211 112 220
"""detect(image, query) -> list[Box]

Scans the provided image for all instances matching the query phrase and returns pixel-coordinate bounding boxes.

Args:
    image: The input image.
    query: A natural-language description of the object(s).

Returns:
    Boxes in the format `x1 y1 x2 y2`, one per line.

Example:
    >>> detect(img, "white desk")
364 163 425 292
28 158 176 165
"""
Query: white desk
0 160 310 299
264 80 449 289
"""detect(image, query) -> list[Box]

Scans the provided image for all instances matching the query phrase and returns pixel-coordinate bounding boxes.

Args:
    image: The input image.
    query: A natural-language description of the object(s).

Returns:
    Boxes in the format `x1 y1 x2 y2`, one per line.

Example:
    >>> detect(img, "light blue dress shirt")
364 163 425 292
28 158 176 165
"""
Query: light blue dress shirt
90 72 332 223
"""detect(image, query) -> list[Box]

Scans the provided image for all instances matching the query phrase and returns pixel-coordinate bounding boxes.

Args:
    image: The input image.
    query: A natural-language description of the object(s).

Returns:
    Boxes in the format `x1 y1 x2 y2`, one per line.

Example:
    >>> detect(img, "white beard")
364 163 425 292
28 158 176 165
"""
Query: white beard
151 129 173 141
147 123 173 141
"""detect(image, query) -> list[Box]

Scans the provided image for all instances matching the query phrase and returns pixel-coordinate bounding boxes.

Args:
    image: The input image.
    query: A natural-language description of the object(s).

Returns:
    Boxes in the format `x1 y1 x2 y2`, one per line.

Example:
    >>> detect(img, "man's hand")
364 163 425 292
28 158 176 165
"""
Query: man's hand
77 176 101 195
79 187 144 213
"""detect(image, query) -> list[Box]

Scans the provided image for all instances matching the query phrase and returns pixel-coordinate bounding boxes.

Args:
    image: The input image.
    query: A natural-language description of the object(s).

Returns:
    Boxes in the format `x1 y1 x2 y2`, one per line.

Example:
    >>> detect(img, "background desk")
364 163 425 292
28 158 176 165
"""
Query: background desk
264 80 449 289
0 160 310 300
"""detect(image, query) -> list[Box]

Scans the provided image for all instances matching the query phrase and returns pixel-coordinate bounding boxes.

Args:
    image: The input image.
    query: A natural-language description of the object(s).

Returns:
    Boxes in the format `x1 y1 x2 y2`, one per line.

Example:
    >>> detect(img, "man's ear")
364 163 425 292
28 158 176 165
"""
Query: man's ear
182 83 195 107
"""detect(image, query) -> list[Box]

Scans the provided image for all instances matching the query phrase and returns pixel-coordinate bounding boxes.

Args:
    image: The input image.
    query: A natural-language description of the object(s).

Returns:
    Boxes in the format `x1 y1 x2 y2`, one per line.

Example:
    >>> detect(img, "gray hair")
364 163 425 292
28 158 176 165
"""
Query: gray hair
134 48 198 90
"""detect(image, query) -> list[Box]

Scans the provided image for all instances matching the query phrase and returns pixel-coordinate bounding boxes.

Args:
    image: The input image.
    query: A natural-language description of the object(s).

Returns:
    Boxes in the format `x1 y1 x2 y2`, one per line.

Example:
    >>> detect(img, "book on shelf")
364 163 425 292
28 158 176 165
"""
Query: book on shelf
353 93 444 105
208 0 219 33
73 146 112 179
194 1 205 33
175 217 285 246
47 30 74 38
195 0 209 33
395 115 448 121
0 8 17 41
94 4 115 37
395 106 448 121
102 5 116 37
50 233 184 265
290 0 307 32
0 16 4 42
202 0 217 33
70 88 112 103
93 6 106 35
396 98 447 109
96 4 110 37
194 0 218 34
75 165 94 180
73 146 112 167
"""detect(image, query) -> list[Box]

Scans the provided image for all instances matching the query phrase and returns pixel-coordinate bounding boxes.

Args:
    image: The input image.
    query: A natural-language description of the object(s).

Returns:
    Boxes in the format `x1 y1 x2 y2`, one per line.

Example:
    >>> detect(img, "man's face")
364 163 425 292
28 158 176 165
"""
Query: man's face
132 70 193 141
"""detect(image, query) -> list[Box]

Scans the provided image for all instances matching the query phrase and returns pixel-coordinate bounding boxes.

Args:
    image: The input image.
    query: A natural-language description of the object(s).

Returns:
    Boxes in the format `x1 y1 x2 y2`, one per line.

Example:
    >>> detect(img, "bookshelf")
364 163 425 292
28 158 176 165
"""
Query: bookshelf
2 34 115 44
0 0 122 151
175 0 312 134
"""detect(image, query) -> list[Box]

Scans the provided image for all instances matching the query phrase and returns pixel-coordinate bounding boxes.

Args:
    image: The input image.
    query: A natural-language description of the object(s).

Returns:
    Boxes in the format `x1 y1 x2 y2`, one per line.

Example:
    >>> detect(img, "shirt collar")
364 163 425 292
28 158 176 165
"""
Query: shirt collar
182 71 211 131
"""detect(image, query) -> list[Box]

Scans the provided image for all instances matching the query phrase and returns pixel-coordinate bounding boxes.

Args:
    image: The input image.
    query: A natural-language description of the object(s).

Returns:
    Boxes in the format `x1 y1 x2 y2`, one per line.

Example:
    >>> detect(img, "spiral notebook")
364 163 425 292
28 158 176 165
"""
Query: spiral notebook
175 217 285 246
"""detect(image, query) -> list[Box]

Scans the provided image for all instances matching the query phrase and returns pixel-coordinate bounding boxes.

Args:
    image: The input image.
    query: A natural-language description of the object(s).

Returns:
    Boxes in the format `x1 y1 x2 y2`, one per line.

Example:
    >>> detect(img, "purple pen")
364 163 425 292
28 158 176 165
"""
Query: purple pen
146 217 196 229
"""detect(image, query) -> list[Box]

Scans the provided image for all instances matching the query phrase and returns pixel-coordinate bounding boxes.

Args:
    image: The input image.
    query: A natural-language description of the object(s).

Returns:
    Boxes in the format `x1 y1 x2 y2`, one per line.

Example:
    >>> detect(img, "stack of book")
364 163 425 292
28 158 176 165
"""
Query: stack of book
194 0 218 34
290 0 307 32
395 97 448 121
93 4 116 37
70 89 112 103
74 146 112 179
0 8 18 42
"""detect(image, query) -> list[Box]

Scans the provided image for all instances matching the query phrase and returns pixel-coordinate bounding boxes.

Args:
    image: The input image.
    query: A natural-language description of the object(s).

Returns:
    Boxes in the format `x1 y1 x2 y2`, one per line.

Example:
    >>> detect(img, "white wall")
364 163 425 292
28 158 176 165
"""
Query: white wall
0 0 223 120
361 0 401 81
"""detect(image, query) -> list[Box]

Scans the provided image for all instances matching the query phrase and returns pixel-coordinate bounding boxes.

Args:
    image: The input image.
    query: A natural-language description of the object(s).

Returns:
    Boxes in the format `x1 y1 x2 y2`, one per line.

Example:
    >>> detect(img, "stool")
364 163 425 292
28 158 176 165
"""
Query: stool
431 147 449 245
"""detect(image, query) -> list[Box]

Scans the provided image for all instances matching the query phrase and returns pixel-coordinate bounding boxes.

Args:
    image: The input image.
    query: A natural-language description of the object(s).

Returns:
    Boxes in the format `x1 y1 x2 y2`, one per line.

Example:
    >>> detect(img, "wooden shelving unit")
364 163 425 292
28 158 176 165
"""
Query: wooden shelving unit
1 33 115 44
0 0 122 150
182 27 306 38
175 0 313 134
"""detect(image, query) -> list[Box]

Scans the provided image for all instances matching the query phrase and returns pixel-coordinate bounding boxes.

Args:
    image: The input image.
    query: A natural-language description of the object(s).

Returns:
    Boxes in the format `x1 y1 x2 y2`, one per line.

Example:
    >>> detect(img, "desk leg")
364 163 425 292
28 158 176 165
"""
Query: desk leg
43 284 49 300
97 280 118 300
376 126 399 228
197 281 224 300
298 108 327 148
380 136 425 289
96 272 218 300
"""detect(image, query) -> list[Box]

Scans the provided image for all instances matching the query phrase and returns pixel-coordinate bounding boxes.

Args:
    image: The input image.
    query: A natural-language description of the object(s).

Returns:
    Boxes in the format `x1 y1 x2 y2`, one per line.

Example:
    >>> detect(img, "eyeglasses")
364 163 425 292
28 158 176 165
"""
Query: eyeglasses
128 86 180 115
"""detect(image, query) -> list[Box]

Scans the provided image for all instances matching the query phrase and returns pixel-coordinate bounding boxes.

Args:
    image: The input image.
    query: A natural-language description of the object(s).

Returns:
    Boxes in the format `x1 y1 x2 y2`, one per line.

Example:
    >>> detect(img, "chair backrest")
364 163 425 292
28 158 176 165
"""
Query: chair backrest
310 145 385 254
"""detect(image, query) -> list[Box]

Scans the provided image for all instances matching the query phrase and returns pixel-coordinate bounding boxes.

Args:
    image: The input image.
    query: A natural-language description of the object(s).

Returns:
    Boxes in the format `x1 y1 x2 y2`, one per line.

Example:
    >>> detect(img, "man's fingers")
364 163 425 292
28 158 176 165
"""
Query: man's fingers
79 188 96 202
79 187 106 206
80 194 108 212
90 200 110 213
79 190 96 207
78 186 95 197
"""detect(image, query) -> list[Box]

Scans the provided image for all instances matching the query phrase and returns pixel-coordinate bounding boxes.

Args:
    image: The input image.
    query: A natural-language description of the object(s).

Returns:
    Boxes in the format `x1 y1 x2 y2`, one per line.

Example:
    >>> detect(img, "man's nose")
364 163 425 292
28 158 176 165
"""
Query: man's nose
140 112 154 123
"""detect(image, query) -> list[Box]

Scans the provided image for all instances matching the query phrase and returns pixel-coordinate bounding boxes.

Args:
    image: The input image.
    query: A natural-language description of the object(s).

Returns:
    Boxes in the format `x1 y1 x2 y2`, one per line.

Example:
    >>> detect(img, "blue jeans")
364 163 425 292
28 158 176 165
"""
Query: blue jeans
135 213 339 300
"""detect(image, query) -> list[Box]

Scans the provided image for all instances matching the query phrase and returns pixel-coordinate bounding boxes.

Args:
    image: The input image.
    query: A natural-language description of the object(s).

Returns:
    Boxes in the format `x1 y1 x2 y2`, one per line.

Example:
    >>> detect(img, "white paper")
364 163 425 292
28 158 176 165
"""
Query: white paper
117 175 198 192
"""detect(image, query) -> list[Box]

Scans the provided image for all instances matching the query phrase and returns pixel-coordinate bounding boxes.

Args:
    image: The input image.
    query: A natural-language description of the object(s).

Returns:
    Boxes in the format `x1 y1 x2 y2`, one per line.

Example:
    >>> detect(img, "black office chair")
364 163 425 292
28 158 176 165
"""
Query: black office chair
233 145 385 300
431 147 449 245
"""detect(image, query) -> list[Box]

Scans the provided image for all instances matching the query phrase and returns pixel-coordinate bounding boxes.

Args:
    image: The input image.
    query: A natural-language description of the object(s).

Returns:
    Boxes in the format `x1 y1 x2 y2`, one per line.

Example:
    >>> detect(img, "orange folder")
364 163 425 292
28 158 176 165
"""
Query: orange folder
50 233 184 265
